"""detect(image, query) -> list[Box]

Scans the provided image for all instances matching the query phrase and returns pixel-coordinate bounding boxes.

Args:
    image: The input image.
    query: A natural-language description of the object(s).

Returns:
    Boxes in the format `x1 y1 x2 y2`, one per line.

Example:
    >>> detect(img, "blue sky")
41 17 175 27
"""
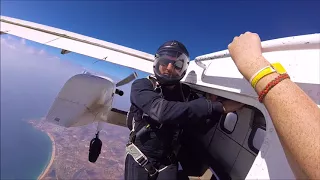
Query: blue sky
1 1 319 79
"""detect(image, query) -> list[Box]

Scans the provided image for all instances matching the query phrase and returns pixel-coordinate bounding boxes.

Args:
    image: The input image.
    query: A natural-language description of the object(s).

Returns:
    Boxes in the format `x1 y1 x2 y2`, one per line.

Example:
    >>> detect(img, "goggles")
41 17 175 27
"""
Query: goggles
155 50 189 75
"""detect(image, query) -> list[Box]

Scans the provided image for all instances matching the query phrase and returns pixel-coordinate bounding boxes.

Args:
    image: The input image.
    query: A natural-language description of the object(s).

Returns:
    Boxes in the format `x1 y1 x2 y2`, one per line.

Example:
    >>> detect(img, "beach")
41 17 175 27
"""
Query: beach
38 132 56 180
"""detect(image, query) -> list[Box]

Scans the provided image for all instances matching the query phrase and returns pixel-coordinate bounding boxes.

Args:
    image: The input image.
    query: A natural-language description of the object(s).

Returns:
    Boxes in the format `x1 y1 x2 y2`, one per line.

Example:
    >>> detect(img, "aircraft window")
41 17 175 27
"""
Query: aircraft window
252 109 266 128
253 128 266 150
248 126 266 154
220 112 238 134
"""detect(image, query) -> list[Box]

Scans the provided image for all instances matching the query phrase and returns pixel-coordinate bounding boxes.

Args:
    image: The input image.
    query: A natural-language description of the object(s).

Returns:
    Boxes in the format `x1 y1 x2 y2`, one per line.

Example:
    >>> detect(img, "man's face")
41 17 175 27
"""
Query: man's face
158 55 183 78
159 62 179 78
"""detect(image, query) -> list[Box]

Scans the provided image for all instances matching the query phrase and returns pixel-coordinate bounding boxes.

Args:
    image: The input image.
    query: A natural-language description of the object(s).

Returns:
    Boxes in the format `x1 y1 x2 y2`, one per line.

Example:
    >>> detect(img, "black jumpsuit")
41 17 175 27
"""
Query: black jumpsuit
124 78 224 180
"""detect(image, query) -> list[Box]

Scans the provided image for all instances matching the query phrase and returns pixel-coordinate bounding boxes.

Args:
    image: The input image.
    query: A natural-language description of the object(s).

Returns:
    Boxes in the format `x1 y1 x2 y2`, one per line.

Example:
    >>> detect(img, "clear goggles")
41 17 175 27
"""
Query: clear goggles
154 50 189 76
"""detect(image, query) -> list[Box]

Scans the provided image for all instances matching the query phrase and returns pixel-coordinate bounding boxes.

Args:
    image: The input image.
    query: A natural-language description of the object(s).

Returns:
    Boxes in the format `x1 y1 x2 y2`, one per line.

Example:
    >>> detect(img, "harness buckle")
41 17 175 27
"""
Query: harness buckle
148 168 159 177
136 155 148 167
126 143 159 176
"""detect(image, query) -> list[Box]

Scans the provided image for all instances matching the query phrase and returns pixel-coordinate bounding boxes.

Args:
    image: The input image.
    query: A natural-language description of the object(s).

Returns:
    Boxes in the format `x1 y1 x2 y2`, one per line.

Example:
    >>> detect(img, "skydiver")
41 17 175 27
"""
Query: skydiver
124 40 244 180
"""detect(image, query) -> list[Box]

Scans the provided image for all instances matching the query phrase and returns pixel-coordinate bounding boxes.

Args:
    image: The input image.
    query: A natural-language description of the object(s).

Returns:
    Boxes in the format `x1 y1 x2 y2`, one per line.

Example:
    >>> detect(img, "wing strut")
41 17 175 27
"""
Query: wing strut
0 31 7 35
61 49 71 55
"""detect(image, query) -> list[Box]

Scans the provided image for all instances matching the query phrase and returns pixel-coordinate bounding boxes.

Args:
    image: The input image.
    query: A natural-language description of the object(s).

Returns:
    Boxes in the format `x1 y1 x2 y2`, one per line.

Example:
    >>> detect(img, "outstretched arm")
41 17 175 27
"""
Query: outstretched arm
130 78 224 124
228 32 320 179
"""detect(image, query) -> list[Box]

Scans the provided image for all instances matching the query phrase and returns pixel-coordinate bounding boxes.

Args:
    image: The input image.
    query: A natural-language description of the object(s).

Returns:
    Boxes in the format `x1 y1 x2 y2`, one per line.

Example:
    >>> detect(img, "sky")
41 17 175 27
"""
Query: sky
1 0 320 111
1 1 320 59
1 35 86 115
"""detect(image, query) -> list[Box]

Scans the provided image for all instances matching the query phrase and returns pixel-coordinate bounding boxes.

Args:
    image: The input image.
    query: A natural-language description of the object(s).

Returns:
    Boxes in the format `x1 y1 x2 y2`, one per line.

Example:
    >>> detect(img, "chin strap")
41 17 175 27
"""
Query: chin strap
147 75 163 97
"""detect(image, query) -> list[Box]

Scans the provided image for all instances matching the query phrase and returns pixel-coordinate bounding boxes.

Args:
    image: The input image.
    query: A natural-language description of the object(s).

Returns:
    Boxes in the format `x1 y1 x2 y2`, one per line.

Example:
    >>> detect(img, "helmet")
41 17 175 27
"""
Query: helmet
153 40 190 86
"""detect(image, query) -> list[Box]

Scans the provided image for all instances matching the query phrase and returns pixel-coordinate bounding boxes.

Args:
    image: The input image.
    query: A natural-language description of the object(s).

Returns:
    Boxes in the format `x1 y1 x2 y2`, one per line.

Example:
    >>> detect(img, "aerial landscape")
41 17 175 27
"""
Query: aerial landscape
28 118 129 180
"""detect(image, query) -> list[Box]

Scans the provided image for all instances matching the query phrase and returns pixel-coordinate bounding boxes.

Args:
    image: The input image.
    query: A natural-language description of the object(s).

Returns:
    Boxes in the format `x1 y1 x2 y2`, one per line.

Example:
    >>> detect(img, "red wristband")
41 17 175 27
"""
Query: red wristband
258 73 290 102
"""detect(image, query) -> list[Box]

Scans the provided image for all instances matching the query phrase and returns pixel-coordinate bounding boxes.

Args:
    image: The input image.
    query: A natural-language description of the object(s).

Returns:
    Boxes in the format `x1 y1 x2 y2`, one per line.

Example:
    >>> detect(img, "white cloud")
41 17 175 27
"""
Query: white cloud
1 35 47 55
1 37 6 44
20 38 26 45
38 49 46 55
1 37 16 49
26 46 36 54
1 35 86 113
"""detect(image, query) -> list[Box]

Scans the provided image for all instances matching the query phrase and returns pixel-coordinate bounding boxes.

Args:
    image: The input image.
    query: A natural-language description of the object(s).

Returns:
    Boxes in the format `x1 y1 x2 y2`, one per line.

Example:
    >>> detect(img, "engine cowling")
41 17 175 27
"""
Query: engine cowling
46 74 115 128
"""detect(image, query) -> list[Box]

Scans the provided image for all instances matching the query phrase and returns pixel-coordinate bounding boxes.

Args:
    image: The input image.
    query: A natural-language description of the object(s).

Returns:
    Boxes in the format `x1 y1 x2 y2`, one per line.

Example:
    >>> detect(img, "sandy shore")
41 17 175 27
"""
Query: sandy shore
38 132 56 180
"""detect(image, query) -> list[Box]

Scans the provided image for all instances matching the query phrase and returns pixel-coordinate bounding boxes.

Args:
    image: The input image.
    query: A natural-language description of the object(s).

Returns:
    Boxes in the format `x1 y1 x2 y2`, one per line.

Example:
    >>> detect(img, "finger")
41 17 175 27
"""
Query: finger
252 32 260 39
228 36 238 49
233 36 238 41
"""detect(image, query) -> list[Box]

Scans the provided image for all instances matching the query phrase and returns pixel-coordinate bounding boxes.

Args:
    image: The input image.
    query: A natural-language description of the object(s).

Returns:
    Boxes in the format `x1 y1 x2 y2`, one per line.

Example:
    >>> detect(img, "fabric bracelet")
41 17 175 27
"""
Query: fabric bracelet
258 73 290 102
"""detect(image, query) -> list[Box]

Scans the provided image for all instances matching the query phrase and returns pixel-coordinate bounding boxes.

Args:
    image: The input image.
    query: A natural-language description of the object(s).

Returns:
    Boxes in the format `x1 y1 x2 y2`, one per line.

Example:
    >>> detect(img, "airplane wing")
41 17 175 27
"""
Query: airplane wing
0 15 155 74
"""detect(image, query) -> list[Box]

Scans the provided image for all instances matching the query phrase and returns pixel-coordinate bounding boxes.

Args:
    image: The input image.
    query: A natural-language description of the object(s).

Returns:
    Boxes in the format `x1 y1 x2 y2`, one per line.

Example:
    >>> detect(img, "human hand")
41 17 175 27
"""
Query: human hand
206 93 218 102
221 100 244 113
228 32 270 81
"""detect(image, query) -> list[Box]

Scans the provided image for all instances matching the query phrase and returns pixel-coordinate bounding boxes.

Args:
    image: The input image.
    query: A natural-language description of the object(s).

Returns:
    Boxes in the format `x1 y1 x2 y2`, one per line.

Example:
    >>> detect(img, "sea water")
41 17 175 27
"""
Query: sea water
0 40 83 178
1 83 53 179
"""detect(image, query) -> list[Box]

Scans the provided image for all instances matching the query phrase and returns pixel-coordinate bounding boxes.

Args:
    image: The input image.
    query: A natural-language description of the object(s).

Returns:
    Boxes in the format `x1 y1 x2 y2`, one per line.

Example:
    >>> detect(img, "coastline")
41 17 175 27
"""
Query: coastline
38 132 56 180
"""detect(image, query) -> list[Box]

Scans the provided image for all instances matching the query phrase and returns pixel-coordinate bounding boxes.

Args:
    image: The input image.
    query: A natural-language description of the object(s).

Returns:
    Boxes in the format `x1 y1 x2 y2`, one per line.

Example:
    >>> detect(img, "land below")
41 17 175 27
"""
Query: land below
28 118 129 180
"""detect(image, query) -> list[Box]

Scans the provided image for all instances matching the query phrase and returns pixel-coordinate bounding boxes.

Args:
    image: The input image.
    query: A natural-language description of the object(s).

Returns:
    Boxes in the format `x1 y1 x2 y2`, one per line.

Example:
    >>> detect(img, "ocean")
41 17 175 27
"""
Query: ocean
0 39 85 179
0 69 57 179
0 97 52 179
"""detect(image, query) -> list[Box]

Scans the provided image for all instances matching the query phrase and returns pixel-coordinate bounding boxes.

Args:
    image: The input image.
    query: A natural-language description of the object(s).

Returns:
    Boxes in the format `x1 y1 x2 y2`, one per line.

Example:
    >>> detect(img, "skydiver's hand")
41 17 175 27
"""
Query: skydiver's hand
206 93 218 102
221 100 244 113
228 32 270 81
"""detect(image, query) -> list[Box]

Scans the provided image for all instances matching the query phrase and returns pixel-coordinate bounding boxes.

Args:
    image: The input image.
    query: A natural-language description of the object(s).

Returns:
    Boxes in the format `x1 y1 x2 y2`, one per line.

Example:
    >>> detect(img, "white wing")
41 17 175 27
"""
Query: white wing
0 15 154 74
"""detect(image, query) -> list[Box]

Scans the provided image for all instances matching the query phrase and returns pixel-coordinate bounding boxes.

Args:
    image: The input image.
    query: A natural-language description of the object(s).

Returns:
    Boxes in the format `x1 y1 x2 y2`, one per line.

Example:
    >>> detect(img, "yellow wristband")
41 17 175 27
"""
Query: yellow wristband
250 62 287 88
271 62 287 74
250 66 275 88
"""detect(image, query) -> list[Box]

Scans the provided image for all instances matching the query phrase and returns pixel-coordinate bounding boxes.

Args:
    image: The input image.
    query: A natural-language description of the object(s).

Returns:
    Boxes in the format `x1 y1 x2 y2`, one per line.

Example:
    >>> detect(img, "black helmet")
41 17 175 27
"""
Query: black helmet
153 40 190 86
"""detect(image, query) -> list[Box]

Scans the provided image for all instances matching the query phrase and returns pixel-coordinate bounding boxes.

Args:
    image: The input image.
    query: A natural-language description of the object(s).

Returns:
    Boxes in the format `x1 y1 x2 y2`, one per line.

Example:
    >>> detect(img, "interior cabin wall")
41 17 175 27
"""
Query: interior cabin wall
198 105 266 179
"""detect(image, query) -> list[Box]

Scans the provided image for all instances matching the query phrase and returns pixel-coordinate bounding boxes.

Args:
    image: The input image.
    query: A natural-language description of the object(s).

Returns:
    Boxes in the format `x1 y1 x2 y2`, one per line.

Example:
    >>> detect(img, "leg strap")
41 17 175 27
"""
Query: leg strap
126 143 159 177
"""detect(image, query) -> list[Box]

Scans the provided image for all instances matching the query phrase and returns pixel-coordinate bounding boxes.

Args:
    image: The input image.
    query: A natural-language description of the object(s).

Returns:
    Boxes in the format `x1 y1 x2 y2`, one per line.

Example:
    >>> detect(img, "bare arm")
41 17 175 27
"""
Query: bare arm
228 32 320 179
255 60 320 179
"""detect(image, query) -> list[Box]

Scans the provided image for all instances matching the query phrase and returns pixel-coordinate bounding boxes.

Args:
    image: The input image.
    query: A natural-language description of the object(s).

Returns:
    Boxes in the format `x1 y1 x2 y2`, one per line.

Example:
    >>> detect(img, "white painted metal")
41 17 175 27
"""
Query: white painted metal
195 33 319 61
182 34 320 105
0 15 155 74
46 74 115 128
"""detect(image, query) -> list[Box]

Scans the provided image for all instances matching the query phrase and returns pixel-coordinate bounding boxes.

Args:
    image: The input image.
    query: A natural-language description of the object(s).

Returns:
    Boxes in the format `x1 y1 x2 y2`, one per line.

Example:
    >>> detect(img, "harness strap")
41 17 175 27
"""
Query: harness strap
126 143 164 177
